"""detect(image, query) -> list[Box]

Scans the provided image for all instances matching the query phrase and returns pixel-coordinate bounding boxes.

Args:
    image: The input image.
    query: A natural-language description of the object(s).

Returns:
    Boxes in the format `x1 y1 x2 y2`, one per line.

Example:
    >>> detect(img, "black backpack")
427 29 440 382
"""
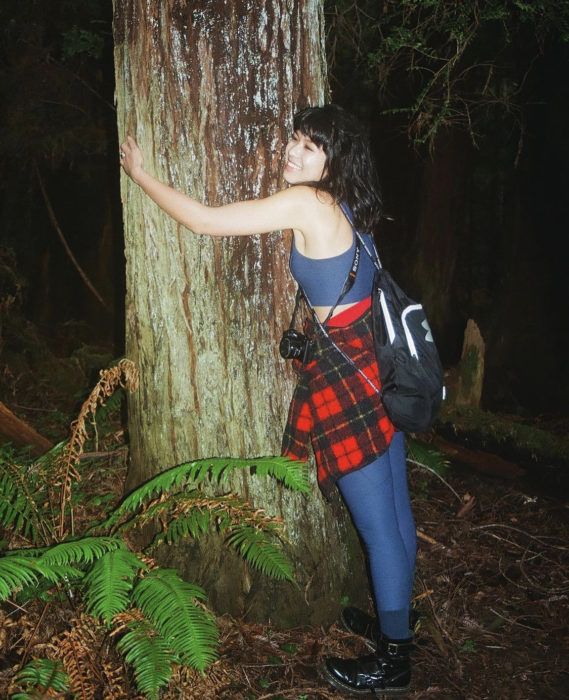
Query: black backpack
290 202 445 434
369 261 445 433
341 203 445 432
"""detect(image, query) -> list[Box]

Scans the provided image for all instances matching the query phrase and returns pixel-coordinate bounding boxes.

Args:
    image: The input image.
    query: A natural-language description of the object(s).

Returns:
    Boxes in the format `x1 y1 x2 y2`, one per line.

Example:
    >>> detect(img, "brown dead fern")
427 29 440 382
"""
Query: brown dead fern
54 359 139 539
116 491 287 551
99 651 140 700
52 613 119 699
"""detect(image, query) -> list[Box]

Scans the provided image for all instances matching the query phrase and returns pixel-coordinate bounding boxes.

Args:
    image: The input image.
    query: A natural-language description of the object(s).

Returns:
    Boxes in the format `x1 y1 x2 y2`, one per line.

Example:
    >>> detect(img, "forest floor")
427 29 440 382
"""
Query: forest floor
177 454 569 700
0 354 568 699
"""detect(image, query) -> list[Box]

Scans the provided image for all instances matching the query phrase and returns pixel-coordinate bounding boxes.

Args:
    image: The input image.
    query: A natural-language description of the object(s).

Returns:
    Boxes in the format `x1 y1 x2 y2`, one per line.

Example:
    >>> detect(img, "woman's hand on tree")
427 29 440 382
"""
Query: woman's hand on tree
119 135 144 183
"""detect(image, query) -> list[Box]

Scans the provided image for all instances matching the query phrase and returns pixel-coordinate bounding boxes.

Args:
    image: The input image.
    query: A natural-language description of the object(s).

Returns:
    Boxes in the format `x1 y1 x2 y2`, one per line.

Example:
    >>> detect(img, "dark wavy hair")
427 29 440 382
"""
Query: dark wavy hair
293 104 383 233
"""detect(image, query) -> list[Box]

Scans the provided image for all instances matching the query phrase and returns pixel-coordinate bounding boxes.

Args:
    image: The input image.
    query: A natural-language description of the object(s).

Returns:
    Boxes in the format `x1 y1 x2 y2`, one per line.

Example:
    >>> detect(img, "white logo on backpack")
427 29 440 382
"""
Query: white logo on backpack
422 319 433 343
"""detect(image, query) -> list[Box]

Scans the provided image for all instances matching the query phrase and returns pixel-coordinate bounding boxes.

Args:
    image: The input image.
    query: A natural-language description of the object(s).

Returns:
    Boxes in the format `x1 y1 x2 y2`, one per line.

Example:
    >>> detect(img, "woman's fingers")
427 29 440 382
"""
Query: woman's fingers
119 136 144 180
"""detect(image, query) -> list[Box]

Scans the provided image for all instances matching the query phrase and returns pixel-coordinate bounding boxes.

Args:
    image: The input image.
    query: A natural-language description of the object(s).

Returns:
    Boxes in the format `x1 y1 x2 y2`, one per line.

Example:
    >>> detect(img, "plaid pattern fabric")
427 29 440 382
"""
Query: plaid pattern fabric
281 308 395 496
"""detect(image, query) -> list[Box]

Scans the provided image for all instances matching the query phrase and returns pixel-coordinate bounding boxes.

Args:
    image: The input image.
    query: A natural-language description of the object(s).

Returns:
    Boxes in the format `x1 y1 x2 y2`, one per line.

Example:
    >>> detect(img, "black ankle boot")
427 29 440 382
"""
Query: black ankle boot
341 607 419 650
322 635 413 696
340 607 380 649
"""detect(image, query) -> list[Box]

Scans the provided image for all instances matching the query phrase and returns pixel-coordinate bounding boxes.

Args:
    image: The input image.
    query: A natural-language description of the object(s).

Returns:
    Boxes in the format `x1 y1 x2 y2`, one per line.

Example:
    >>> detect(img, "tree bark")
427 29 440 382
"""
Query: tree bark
112 0 368 626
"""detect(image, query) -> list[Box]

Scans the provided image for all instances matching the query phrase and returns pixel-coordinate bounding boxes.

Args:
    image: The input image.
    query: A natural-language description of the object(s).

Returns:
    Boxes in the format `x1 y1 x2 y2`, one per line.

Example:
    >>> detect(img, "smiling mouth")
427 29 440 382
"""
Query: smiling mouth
286 160 301 171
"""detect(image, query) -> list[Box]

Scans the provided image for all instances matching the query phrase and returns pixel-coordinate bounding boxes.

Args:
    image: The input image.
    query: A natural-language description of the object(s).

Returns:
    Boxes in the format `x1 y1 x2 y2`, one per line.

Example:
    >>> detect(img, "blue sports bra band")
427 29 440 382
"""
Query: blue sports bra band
289 202 378 306
288 235 361 331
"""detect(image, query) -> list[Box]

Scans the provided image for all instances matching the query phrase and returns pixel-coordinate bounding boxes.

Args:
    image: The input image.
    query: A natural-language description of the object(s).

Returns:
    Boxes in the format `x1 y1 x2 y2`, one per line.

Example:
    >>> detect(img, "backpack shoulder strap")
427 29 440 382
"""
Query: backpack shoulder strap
338 202 382 270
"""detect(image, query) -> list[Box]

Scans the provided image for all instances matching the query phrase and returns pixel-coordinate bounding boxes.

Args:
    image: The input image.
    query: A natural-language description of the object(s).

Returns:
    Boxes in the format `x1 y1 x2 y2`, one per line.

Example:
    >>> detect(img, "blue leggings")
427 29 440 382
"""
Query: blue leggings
337 431 416 639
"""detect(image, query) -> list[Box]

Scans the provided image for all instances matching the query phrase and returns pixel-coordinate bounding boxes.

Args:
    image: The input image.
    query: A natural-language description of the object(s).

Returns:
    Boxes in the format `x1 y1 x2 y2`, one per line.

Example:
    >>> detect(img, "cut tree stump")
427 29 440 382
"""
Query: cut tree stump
456 319 485 408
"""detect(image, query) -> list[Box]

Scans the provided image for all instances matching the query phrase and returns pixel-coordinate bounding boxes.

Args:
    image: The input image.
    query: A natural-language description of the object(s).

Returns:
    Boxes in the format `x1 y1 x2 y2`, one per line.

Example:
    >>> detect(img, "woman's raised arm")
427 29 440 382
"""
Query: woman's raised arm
119 135 311 238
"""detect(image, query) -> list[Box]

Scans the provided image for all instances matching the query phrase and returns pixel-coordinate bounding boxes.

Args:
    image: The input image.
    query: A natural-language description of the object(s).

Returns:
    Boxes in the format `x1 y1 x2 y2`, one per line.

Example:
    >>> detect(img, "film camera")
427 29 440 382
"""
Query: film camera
279 329 314 364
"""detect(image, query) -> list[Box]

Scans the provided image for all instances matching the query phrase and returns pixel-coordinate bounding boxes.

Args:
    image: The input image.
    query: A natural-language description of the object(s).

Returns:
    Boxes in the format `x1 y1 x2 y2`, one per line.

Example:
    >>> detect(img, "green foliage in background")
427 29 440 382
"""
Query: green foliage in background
326 0 569 147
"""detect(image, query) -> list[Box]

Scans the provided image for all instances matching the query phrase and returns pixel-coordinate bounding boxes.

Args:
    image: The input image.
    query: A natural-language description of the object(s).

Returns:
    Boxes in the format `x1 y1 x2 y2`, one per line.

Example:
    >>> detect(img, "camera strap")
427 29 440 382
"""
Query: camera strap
297 236 381 395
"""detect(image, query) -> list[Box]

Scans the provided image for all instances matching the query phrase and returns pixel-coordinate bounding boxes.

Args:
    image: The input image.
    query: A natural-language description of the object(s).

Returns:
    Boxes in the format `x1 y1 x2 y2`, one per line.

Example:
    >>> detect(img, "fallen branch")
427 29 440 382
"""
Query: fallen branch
34 160 110 312
0 400 53 456
416 529 444 547
432 435 526 479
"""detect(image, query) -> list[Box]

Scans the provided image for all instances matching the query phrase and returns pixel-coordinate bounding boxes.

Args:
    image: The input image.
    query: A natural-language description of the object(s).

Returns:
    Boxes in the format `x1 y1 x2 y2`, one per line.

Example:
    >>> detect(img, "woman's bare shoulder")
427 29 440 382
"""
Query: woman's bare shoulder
279 186 338 225
282 184 335 206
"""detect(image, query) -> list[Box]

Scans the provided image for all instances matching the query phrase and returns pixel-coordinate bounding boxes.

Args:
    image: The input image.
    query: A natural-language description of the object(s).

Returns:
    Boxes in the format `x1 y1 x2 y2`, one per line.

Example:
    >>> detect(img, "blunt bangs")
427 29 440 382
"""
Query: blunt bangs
293 107 335 152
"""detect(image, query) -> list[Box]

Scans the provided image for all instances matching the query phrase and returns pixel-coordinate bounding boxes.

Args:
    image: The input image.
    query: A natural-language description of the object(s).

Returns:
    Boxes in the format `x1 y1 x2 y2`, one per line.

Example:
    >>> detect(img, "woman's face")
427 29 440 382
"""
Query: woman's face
283 131 327 184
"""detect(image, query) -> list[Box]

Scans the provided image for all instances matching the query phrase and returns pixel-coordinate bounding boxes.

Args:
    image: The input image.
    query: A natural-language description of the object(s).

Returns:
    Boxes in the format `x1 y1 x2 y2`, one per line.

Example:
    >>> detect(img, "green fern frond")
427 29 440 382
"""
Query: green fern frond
247 456 311 493
99 462 202 530
1 553 85 603
132 569 218 672
15 564 84 605
226 524 294 582
127 491 287 557
0 464 45 545
159 506 213 545
406 437 462 501
83 548 146 626
0 540 128 601
105 489 208 540
203 456 311 492
33 440 67 466
137 489 285 544
0 556 40 599
406 437 449 476
0 477 34 537
116 488 206 527
116 617 176 700
103 456 310 532
37 536 126 566
31 562 84 585
11 658 69 698
32 440 68 492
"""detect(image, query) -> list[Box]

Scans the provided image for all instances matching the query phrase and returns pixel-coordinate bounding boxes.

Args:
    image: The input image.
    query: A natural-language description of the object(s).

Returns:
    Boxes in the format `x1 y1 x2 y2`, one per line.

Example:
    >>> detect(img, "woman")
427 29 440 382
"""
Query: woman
120 104 416 696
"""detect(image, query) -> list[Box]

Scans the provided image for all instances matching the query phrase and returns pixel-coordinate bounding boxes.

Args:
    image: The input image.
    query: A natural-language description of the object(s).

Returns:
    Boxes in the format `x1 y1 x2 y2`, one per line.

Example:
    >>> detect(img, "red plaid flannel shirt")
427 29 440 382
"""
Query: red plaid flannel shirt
281 308 395 497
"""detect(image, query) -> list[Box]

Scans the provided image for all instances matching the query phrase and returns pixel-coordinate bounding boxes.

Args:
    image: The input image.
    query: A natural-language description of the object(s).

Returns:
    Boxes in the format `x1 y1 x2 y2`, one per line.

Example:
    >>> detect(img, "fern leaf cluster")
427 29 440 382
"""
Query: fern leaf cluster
406 437 449 476
39 535 126 565
249 455 311 493
11 658 69 699
132 569 218 672
0 556 42 599
0 457 51 546
83 547 145 625
227 524 294 581
116 617 176 700
155 493 212 543
0 361 310 698
105 456 309 528
108 476 296 582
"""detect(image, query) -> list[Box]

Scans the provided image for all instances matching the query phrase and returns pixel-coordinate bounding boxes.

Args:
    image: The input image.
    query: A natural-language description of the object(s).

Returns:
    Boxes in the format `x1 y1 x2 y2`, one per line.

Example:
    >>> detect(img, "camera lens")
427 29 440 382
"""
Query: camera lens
279 329 312 362
279 335 297 359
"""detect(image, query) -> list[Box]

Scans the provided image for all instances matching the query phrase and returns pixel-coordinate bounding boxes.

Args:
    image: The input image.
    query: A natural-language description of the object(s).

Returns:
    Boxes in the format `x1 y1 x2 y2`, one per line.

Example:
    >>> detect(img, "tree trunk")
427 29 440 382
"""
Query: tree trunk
112 0 368 626
410 131 471 353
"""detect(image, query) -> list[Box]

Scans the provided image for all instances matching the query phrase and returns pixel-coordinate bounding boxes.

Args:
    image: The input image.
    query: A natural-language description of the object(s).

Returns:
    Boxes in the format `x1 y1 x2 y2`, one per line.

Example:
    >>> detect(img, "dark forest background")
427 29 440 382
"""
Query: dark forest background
1 0 568 422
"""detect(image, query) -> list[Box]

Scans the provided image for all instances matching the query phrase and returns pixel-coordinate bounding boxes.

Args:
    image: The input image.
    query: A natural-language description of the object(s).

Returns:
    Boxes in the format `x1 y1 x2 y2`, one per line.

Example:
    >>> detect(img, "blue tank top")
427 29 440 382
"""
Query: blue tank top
289 208 376 306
